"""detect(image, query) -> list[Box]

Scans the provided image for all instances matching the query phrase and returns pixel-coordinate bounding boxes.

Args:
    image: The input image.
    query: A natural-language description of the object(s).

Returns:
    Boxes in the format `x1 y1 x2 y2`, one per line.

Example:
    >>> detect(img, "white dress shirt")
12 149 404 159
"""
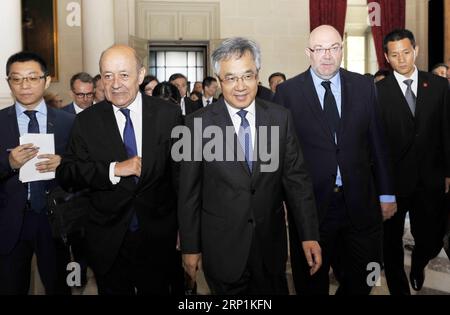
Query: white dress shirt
202 96 214 107
180 97 187 116
109 93 143 184
224 100 256 150
393 66 419 97
73 102 85 114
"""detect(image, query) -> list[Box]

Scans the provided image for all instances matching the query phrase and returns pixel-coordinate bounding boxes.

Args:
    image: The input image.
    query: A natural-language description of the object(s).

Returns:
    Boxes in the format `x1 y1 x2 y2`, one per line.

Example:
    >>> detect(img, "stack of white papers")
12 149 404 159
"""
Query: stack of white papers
19 133 55 183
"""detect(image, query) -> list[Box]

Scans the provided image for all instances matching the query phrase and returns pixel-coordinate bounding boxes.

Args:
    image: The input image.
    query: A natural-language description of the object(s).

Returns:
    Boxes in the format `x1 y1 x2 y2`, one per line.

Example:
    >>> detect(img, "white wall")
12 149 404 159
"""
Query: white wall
120 0 311 85
9 0 428 102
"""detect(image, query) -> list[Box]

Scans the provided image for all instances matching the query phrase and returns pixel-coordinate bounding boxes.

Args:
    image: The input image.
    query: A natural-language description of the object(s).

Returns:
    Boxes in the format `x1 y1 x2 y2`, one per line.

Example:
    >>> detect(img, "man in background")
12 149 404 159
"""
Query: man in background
62 72 95 114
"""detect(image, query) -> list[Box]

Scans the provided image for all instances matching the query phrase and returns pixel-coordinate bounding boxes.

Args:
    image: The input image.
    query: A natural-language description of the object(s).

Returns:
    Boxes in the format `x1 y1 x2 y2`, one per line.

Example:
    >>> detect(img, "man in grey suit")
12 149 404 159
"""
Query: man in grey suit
178 37 322 295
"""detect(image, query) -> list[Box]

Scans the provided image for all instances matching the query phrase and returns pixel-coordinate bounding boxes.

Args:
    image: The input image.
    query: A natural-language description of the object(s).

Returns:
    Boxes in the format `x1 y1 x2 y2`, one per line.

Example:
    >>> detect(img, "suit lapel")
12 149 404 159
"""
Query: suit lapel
7 106 20 147
211 99 251 177
139 97 156 187
300 71 335 144
47 106 56 135
338 70 352 141
251 100 271 181
414 71 427 121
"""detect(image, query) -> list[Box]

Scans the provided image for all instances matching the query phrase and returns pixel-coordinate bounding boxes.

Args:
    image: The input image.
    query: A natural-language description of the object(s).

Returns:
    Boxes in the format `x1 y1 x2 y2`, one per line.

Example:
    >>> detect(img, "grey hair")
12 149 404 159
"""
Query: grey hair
211 37 261 75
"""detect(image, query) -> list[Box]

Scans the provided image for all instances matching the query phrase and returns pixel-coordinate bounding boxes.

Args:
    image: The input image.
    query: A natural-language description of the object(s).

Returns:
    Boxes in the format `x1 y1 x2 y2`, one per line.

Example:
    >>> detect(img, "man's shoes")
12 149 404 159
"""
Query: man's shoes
409 268 425 291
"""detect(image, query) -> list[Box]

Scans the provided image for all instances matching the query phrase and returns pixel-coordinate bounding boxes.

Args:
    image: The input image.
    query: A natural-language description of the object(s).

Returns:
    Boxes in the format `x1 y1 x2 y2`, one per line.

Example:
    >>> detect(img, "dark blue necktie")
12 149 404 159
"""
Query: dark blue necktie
321 81 340 140
24 110 46 213
120 108 139 231
237 109 253 173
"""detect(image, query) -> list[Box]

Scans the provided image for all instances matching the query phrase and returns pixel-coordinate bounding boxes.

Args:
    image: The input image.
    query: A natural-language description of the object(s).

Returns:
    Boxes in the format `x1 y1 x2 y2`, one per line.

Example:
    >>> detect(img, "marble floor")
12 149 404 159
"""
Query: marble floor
30 218 450 295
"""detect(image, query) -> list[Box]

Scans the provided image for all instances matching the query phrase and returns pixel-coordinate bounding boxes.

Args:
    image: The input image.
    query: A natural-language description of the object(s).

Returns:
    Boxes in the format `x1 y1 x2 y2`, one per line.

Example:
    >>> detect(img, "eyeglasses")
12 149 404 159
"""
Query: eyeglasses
308 45 342 56
73 92 94 99
219 72 258 86
7 75 46 86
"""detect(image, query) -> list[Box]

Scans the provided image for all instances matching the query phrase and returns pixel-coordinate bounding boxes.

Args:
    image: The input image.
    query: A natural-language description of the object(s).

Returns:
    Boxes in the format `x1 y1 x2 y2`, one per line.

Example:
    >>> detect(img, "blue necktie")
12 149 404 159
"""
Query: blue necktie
237 109 253 173
24 110 46 213
120 108 139 231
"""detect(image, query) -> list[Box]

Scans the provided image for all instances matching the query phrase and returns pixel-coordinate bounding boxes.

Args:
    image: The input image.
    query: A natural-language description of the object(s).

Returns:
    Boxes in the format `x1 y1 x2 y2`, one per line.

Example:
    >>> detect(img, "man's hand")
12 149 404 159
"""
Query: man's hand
182 253 201 281
35 154 61 173
445 177 450 193
381 202 397 221
8 143 39 170
302 241 322 276
114 156 142 177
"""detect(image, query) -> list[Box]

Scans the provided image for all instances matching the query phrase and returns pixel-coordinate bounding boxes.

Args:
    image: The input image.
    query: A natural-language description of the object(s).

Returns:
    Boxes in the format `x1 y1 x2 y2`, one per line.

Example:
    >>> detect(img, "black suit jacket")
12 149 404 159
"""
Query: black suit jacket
178 98 319 283
274 68 393 228
376 71 450 195
0 105 74 255
56 94 183 275
184 97 202 115
61 103 76 115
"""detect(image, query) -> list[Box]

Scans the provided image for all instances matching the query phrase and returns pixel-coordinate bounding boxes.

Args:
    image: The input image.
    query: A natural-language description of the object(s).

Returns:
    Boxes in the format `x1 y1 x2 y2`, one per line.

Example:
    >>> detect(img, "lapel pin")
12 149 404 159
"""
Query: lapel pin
423 82 428 88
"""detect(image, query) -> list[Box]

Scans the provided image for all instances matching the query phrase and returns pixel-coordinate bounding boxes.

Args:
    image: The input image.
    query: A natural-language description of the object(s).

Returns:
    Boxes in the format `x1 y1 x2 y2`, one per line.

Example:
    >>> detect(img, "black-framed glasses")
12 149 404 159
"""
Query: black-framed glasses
73 92 94 99
308 45 342 56
219 72 258 86
7 75 46 86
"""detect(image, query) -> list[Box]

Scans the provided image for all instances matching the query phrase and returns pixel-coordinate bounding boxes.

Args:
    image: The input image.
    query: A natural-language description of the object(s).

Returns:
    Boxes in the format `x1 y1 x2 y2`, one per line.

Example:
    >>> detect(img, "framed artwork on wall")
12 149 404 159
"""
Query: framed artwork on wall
22 0 58 81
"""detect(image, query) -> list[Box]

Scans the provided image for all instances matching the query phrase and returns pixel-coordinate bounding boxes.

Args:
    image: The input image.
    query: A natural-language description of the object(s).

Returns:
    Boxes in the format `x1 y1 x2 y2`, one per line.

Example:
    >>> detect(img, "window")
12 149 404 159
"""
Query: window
148 45 207 84
343 29 378 74
344 1 378 74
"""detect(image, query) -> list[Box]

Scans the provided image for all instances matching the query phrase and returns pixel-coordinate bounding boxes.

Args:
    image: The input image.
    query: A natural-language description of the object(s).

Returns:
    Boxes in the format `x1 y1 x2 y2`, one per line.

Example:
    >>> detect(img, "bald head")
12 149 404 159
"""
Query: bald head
309 25 342 49
306 25 343 80
99 45 143 73
99 45 146 108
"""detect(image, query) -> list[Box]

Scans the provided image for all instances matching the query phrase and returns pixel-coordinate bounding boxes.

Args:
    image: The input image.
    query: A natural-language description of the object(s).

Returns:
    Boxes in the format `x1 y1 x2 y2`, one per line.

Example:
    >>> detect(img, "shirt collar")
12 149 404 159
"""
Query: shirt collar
112 92 142 114
15 99 47 117
393 66 418 84
224 99 256 118
310 67 341 90
73 102 84 112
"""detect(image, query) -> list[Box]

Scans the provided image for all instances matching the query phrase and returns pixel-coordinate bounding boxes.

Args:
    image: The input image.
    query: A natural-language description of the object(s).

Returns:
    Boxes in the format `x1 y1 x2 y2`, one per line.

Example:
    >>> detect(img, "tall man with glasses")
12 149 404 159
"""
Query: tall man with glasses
178 37 321 295
274 25 396 295
0 51 75 294
62 72 95 114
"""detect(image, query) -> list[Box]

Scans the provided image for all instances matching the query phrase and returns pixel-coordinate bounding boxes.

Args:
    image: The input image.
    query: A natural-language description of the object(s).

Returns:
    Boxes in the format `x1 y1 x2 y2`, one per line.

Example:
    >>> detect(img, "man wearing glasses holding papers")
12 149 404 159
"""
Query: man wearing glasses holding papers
0 52 74 294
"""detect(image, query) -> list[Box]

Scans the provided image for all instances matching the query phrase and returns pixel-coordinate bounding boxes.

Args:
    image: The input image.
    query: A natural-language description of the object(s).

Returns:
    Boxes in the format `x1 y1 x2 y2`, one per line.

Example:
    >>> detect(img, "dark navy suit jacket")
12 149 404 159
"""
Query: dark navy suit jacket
0 105 74 255
61 103 76 115
274 68 394 229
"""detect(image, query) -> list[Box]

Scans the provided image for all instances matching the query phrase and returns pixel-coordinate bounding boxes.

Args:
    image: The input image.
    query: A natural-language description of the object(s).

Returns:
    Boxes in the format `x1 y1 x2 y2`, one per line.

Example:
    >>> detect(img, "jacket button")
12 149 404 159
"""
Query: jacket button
248 219 254 224
251 189 256 195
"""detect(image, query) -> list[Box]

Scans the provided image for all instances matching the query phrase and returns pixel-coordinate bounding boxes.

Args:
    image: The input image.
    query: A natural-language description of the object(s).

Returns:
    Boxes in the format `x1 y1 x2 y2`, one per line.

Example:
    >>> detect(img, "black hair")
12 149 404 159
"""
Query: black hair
374 69 391 78
202 76 217 90
139 75 159 93
70 72 94 90
169 73 187 82
383 29 416 53
268 72 286 82
6 51 48 76
153 81 181 105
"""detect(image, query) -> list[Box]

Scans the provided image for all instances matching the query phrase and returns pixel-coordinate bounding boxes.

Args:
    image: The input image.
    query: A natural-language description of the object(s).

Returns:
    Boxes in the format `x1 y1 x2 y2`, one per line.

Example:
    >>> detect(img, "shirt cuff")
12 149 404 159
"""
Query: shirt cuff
109 162 121 185
379 195 396 203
